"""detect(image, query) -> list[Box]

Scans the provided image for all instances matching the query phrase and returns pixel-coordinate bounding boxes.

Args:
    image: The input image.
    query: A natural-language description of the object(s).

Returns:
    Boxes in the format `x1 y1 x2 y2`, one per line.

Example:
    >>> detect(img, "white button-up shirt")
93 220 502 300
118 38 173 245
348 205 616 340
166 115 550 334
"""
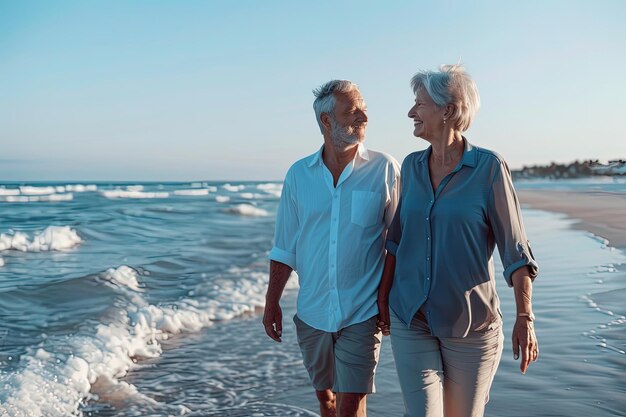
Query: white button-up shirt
269 144 400 332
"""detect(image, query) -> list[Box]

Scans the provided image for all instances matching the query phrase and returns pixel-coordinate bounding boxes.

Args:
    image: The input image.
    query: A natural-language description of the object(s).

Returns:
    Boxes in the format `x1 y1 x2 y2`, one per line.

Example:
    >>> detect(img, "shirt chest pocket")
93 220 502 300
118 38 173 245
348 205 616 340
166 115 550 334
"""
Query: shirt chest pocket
351 191 382 228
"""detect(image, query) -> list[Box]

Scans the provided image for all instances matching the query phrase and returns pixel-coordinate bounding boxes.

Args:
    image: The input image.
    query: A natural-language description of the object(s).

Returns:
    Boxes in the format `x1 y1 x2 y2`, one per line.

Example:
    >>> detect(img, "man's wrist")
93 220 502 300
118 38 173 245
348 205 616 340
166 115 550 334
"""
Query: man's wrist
265 296 281 305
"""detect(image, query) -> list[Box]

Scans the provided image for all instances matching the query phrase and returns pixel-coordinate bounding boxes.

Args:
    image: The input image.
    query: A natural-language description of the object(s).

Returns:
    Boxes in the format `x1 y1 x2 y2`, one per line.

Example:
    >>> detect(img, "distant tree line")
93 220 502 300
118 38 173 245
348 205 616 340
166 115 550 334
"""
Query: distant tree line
512 159 626 179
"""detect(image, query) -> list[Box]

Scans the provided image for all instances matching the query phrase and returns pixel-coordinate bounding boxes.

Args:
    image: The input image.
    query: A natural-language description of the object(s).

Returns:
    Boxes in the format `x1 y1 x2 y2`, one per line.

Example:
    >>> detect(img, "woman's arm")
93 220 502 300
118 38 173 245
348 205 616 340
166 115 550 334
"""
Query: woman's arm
487 159 539 373
511 266 538 374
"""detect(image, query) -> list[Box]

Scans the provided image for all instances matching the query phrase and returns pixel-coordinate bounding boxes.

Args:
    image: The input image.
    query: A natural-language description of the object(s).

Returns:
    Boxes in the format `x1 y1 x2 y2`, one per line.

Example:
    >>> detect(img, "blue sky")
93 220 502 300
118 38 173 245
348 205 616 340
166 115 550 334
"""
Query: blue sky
1 0 625 181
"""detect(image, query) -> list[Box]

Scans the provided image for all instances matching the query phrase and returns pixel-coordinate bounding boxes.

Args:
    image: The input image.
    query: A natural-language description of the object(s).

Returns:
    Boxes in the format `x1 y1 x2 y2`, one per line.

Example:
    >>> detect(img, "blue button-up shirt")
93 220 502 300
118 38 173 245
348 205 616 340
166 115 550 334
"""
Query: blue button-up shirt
270 144 400 332
387 139 538 337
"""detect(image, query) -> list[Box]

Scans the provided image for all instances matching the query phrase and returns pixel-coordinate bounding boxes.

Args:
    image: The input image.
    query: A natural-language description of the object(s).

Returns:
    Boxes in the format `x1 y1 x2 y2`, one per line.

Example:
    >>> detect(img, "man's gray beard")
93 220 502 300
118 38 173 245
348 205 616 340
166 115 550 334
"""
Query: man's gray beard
330 120 363 148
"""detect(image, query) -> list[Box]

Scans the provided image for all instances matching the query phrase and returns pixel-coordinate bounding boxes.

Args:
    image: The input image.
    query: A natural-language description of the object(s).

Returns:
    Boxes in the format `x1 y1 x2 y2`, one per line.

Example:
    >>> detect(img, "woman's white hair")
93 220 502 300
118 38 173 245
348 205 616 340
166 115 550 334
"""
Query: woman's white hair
411 64 480 132
312 80 359 134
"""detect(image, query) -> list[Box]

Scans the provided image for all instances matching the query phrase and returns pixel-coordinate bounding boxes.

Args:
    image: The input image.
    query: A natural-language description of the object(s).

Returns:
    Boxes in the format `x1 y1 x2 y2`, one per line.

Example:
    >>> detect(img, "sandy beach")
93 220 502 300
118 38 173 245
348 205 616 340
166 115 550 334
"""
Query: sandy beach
518 189 626 250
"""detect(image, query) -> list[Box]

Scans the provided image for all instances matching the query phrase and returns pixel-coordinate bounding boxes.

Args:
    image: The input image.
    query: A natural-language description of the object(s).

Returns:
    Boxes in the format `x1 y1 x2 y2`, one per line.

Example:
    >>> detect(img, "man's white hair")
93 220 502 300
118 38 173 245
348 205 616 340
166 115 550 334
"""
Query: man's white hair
411 64 480 132
312 80 359 134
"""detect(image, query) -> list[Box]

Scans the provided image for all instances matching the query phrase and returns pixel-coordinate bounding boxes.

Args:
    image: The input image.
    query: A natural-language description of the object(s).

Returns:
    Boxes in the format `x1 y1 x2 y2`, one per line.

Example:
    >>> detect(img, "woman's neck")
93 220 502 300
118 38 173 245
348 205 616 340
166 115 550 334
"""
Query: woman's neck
429 131 464 168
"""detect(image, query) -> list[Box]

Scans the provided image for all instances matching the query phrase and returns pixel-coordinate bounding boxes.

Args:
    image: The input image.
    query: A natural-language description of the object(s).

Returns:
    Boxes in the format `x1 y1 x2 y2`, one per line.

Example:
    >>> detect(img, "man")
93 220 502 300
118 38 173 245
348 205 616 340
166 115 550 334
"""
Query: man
262 80 400 417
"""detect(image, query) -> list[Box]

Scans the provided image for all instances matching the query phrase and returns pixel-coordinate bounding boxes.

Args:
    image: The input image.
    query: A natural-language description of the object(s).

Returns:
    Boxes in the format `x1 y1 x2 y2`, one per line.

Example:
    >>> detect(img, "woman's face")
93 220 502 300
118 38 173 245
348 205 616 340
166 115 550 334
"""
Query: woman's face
407 87 446 141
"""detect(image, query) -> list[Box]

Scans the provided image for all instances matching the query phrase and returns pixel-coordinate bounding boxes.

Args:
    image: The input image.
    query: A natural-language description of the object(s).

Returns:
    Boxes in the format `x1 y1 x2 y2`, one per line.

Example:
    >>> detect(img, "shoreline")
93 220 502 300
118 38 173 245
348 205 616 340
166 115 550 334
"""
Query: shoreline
518 189 626 251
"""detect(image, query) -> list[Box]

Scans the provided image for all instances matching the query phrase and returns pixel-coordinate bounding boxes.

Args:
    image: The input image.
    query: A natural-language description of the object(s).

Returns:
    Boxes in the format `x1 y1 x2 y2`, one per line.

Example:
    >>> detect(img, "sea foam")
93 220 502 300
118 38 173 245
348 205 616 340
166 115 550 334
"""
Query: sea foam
240 192 265 199
225 204 268 217
173 189 211 196
102 265 144 292
65 184 98 192
0 226 82 253
0 185 95 200
0 193 74 203
256 183 283 197
0 265 268 416
222 184 246 192
19 186 57 195
0 188 20 196
100 190 170 199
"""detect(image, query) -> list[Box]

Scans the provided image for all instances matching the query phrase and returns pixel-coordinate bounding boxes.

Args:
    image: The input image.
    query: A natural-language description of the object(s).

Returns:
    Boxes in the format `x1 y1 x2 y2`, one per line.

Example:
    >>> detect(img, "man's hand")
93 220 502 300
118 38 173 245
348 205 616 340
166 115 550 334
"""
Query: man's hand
377 253 396 337
263 260 292 343
263 301 283 343
512 316 538 374
377 299 391 336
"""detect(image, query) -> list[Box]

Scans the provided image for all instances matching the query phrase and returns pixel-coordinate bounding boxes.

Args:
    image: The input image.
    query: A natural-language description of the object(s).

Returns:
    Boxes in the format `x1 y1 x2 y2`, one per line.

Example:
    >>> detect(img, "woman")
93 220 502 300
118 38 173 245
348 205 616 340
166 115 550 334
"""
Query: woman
377 65 539 417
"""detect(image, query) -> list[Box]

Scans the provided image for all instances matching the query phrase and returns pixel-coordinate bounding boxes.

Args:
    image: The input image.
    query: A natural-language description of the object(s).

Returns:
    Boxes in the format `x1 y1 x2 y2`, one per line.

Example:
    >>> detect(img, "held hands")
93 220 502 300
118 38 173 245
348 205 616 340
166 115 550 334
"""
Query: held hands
377 299 391 336
512 316 539 374
262 302 283 343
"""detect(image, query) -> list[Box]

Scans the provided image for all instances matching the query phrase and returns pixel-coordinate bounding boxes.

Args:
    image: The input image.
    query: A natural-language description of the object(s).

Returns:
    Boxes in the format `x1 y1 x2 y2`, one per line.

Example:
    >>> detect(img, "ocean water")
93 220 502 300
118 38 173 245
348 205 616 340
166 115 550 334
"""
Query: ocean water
514 175 626 194
0 180 625 417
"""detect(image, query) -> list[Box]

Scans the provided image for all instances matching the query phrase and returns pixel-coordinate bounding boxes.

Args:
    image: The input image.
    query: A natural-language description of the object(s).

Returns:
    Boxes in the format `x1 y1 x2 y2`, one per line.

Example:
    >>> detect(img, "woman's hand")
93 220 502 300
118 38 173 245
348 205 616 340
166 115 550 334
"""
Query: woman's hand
512 315 538 374
377 298 391 336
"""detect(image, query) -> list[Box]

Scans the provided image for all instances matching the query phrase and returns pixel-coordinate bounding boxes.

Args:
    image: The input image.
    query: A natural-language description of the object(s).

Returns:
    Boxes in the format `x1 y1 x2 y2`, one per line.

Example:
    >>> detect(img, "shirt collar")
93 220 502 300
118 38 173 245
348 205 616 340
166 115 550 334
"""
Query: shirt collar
417 137 477 168
357 142 370 161
308 142 370 168
460 138 477 167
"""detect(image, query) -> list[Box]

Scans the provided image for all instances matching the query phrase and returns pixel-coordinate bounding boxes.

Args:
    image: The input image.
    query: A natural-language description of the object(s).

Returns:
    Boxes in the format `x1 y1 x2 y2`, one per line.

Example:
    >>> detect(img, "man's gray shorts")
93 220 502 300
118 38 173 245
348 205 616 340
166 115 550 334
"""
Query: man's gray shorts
293 314 382 394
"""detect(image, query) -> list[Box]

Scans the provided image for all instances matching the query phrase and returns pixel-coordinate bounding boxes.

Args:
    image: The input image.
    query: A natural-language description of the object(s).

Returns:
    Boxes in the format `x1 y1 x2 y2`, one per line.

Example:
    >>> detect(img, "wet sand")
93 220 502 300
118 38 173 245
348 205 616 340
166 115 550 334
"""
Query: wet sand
518 189 626 250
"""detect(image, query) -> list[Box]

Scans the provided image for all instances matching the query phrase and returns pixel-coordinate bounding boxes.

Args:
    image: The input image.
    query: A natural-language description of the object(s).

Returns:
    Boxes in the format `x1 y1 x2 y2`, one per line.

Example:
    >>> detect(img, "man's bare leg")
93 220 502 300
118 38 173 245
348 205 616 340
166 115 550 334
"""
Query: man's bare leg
336 392 366 417
316 389 337 417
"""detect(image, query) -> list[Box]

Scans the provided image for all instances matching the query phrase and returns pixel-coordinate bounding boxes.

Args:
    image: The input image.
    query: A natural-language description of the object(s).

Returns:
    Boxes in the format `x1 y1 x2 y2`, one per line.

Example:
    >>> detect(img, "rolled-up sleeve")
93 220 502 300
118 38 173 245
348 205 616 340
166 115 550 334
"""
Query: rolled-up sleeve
487 160 539 287
385 157 406 256
384 160 401 231
268 169 299 270
385 197 402 256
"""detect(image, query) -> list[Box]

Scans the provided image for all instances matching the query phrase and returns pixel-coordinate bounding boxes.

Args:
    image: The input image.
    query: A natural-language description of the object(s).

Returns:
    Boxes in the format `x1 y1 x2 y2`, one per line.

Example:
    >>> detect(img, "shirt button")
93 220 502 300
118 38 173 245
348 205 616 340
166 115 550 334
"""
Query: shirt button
426 217 429 221
426 277 430 280
427 237 430 240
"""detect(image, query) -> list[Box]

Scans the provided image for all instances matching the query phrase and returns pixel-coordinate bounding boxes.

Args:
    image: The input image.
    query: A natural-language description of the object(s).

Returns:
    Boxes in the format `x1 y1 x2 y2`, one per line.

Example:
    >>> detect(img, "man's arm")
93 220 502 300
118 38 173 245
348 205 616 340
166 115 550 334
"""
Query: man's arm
377 252 396 336
262 260 293 343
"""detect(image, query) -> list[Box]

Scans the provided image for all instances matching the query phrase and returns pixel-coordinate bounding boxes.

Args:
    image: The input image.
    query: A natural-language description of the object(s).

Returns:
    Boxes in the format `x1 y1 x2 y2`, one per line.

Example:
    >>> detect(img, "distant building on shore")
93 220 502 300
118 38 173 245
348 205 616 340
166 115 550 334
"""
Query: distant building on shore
513 159 626 179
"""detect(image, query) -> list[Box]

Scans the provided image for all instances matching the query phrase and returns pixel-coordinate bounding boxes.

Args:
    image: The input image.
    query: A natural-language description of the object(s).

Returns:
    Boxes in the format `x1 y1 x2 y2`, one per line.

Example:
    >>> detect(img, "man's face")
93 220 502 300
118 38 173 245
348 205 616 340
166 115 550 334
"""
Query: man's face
329 90 368 147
